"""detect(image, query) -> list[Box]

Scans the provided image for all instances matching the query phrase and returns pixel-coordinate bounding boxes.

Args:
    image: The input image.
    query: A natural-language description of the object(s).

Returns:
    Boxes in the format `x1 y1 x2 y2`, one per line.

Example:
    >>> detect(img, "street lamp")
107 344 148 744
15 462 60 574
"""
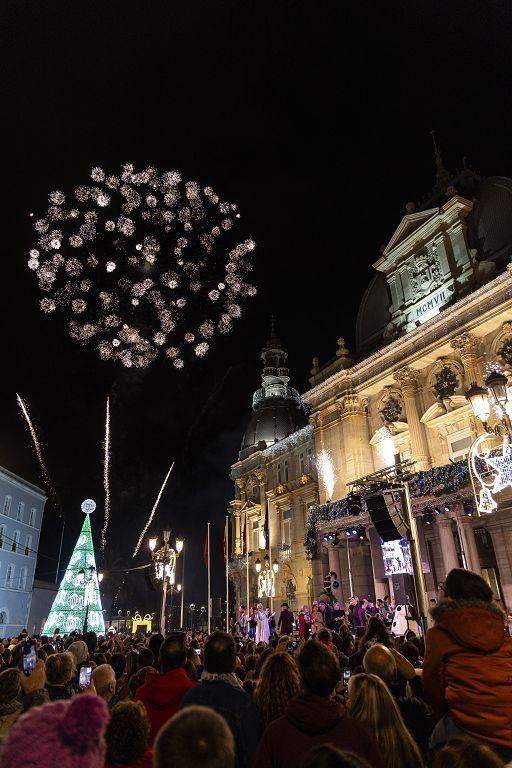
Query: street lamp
149 531 184 635
78 565 101 635
466 382 491 424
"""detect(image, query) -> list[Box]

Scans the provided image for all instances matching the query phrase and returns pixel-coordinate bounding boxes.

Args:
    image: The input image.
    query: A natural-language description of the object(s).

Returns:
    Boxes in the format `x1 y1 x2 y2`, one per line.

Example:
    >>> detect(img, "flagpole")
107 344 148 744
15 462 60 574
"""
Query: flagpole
207 522 211 634
245 509 250 613
180 543 185 628
225 514 229 632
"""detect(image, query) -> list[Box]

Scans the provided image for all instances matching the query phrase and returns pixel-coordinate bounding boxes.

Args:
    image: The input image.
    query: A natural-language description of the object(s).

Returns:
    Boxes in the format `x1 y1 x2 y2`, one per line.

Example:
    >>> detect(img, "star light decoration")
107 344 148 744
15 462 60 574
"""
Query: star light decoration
28 165 257 369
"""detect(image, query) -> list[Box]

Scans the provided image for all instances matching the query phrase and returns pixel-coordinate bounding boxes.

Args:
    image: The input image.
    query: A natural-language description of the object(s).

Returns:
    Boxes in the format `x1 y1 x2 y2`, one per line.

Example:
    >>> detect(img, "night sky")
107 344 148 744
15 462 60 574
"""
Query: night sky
3 2 512 615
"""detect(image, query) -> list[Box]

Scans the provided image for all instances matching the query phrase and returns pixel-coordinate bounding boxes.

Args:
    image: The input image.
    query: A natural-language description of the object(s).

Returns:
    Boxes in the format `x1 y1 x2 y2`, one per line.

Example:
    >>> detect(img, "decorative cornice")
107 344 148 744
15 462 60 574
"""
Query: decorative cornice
393 366 419 390
337 394 368 417
231 425 314 480
450 332 479 355
303 268 512 406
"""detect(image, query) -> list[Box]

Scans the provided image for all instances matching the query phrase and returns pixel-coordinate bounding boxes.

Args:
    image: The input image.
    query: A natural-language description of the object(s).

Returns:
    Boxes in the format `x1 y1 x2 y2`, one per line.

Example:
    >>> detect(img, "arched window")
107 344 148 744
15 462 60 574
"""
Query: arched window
16 502 24 522
29 508 36 527
277 464 282 484
0 526 5 549
5 564 14 588
3 497 11 516
283 509 292 546
18 567 28 590
284 460 289 483
0 610 7 625
11 531 20 553
24 535 32 557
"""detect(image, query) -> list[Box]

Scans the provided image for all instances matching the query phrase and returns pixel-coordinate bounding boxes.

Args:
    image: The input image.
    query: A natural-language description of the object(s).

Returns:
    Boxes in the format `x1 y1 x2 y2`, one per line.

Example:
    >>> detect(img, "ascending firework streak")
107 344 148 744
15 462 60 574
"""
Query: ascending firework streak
101 397 111 552
132 461 175 557
317 449 337 502
16 394 54 495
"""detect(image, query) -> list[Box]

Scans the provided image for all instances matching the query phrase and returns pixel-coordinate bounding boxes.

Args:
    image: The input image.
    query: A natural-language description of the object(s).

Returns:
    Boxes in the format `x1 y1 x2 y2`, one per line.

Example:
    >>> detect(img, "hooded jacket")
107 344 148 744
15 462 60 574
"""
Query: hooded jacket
423 598 512 747
135 667 196 744
254 695 384 768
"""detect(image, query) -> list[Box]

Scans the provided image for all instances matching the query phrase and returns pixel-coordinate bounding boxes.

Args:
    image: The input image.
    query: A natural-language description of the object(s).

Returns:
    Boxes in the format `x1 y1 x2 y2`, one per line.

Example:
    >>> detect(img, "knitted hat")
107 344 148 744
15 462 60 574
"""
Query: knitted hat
0 695 108 768
67 640 89 665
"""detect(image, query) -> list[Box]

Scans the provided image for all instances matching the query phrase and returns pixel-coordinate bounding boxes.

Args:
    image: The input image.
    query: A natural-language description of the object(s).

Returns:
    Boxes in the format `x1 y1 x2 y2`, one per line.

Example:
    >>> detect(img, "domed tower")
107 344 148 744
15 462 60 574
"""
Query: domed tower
240 320 307 459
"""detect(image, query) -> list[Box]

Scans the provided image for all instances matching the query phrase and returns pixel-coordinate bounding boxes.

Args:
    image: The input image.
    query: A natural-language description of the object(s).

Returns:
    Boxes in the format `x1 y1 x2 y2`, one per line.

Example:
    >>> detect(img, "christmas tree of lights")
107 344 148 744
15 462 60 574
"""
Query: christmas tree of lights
43 500 105 635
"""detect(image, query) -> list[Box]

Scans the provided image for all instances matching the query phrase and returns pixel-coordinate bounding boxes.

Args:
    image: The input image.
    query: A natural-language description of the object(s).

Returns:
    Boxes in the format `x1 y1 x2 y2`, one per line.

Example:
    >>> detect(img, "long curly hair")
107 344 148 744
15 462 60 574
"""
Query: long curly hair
105 701 150 765
254 651 300 728
358 616 393 651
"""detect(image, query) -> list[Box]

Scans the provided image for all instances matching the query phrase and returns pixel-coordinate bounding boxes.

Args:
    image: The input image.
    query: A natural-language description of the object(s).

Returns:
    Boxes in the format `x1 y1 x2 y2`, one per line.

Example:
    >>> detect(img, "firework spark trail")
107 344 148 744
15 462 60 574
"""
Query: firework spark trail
101 397 111 552
16 394 54 495
133 461 175 557
317 449 337 501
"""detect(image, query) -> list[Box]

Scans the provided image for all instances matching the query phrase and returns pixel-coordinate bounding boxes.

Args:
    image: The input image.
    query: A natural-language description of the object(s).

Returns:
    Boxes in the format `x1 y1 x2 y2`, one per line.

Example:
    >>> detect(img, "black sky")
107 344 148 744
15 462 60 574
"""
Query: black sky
2 1 512 613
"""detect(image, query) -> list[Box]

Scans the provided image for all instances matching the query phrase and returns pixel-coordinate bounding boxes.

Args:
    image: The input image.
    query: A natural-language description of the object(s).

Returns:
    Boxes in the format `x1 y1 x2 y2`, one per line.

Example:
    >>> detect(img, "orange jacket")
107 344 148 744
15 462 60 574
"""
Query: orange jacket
423 599 512 747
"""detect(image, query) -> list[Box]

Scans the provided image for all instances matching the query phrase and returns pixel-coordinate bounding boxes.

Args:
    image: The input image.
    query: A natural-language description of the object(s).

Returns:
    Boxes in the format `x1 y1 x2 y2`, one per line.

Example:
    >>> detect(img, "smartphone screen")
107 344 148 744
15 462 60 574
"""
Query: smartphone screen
194 648 201 656
343 667 351 683
22 640 37 676
79 665 92 689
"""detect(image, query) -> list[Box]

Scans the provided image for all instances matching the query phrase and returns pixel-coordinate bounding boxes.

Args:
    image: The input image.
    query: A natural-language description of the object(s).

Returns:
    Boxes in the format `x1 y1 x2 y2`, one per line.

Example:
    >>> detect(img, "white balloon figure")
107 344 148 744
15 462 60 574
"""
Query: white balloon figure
258 567 275 599
391 603 422 637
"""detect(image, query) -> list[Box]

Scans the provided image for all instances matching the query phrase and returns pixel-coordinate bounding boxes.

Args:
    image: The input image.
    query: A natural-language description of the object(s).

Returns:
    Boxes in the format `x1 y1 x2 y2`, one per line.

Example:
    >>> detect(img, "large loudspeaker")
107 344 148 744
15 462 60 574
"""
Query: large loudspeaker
366 490 408 542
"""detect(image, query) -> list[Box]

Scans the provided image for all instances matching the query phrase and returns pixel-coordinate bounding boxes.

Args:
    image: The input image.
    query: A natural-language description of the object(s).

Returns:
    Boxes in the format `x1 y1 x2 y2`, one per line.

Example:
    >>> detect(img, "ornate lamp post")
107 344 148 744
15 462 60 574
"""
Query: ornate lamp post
78 565 103 635
149 531 184 634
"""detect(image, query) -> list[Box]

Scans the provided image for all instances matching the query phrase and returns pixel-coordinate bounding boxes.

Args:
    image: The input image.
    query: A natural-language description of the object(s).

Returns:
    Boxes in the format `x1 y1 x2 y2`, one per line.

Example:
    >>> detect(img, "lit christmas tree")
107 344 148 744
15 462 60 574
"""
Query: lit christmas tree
43 500 105 635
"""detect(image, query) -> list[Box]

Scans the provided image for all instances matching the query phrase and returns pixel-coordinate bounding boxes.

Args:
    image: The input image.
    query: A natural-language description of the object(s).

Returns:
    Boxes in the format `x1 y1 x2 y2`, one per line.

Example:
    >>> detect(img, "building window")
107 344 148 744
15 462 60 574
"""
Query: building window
252 520 259 552
0 526 5 549
0 611 6 625
16 502 24 522
24 535 32 557
307 449 313 471
29 508 36 527
300 453 305 474
283 509 292 546
448 428 473 461
11 531 20 553
252 483 258 499
5 565 14 588
18 567 28 590
3 497 11 516
277 464 282 485
284 460 289 483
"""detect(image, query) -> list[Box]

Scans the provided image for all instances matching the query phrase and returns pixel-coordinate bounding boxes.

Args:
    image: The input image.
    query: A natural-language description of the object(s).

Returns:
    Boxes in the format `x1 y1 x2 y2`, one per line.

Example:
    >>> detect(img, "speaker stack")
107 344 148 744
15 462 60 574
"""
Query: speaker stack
366 489 408 542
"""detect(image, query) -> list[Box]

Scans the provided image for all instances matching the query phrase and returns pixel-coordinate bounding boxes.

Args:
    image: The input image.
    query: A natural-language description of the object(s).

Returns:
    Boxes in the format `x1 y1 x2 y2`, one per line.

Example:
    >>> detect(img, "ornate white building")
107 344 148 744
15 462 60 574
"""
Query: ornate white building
0 466 46 637
229 159 512 617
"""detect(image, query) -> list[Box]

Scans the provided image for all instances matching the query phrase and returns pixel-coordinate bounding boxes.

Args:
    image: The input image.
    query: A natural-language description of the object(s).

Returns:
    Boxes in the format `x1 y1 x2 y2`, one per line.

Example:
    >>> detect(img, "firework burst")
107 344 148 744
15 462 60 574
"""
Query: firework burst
16 394 54 495
29 165 257 369
133 461 175 557
101 397 111 552
317 448 337 501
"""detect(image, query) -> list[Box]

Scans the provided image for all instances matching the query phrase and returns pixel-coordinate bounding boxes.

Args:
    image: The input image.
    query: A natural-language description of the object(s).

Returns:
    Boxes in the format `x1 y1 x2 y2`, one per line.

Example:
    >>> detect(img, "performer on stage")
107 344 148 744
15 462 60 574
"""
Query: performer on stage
255 603 270 644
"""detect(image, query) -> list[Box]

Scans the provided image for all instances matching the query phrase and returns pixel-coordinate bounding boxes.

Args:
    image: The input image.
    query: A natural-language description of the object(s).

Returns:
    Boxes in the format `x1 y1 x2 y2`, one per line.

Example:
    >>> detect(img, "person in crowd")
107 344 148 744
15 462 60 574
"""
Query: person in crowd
93 664 117 705
277 602 294 636
298 605 312 639
254 649 300 729
0 692 109 768
135 631 197 744
129 666 156 700
423 568 512 760
358 616 393 652
432 736 506 768
154 705 235 768
238 605 248 637
147 634 164 667
362 643 435 755
376 599 388 624
137 648 154 669
332 601 345 633
266 607 276 637
67 639 89 669
255 604 270 644
84 631 98 657
347 673 423 768
0 669 22 744
311 600 324 634
248 607 257 641
180 630 259 768
319 599 334 630
104 701 152 768
44 651 76 701
316 627 339 658
302 745 372 768
255 640 383 768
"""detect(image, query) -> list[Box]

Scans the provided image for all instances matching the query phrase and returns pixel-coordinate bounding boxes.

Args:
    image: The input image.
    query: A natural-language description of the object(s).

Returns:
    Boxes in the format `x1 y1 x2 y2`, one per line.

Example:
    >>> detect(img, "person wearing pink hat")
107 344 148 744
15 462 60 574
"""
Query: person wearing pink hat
0 692 109 768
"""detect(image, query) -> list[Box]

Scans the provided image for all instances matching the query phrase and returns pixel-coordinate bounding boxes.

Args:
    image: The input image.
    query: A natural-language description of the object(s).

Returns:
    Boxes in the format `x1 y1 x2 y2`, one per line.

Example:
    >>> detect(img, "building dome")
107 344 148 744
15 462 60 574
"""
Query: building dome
355 272 392 358
467 176 512 265
240 322 307 458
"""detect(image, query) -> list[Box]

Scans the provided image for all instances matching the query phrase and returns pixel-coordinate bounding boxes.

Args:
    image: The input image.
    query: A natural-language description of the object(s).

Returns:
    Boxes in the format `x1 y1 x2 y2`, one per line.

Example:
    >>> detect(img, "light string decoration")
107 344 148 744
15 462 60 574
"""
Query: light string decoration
101 397 111 551
132 461 175 557
29 165 257 369
469 432 512 514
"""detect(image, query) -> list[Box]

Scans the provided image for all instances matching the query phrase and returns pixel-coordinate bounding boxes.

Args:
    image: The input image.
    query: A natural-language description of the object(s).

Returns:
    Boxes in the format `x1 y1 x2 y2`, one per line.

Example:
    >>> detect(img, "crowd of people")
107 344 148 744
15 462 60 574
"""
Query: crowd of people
0 568 511 767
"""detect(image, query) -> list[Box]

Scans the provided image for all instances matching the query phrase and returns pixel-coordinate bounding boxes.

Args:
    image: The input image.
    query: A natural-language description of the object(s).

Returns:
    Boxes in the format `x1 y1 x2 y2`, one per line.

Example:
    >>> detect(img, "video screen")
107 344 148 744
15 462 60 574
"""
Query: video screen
381 536 413 576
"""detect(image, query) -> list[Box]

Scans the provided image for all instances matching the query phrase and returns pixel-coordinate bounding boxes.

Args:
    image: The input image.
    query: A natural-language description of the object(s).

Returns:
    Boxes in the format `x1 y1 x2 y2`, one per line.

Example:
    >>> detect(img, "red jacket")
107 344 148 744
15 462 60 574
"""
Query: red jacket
423 599 512 747
135 668 197 744
255 695 384 768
